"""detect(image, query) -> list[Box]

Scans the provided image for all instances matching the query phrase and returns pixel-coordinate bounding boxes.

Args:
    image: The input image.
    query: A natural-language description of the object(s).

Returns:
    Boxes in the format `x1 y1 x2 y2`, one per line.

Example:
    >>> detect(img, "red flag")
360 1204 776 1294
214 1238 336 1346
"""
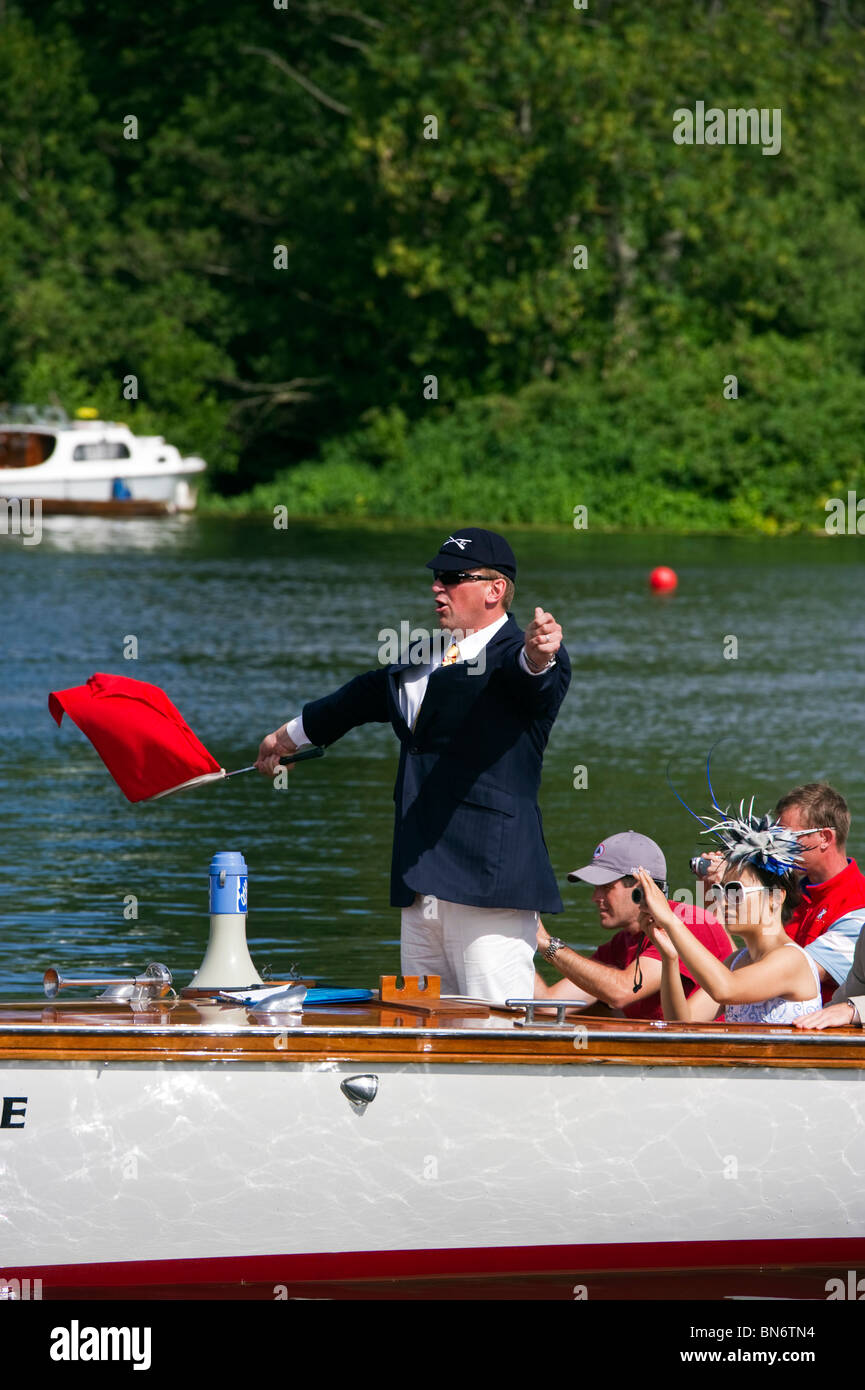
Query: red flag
49 673 223 802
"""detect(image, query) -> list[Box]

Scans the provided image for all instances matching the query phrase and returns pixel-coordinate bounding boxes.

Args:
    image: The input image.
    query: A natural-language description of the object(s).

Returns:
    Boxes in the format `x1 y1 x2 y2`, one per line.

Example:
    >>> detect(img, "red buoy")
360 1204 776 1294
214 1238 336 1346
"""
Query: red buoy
649 566 678 594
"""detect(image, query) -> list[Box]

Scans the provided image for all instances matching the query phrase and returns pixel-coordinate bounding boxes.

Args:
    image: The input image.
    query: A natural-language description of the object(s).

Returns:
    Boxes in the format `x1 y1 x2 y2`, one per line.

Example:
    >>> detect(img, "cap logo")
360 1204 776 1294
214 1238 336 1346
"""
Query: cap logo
593 843 605 857
444 535 472 550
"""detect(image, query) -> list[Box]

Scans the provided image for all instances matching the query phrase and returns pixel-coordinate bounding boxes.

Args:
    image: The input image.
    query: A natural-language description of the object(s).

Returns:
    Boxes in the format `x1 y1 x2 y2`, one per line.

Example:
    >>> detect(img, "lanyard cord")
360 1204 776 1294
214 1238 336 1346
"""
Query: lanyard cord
632 933 648 994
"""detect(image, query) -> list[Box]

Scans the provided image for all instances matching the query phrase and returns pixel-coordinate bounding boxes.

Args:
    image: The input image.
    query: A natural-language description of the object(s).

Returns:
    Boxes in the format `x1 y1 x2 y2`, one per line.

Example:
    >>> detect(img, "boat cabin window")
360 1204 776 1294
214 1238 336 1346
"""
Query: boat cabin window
72 441 131 461
0 431 56 468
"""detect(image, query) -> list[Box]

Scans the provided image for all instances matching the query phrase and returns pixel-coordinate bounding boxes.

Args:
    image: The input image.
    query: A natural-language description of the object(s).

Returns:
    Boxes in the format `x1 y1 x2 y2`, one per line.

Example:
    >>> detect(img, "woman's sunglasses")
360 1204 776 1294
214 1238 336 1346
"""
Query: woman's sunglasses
705 881 768 907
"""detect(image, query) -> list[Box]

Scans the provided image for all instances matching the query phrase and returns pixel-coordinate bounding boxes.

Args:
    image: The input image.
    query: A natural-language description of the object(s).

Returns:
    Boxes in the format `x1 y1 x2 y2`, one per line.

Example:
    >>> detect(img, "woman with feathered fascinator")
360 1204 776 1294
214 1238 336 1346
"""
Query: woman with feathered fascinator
634 792 823 1026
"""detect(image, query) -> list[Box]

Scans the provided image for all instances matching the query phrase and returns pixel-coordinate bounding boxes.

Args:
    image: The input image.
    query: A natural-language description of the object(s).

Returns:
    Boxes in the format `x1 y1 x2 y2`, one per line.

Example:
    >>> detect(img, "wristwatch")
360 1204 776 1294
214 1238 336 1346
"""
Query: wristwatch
524 649 556 674
544 936 567 962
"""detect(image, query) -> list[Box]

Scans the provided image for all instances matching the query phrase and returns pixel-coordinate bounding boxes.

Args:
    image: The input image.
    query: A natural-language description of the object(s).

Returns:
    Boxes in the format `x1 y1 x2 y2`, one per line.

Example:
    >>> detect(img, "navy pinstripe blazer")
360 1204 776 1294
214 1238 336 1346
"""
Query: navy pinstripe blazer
301 615 570 912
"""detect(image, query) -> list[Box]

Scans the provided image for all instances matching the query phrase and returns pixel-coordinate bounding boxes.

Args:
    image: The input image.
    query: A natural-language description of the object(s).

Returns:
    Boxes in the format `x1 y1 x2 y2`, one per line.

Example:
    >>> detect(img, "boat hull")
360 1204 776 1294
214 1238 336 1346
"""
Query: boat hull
0 468 202 511
2 1050 863 1297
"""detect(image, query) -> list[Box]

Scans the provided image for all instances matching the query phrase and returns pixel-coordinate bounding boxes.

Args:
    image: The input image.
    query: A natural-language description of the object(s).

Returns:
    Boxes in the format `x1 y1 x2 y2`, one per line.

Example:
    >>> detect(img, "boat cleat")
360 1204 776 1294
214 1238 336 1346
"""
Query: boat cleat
507 998 594 1029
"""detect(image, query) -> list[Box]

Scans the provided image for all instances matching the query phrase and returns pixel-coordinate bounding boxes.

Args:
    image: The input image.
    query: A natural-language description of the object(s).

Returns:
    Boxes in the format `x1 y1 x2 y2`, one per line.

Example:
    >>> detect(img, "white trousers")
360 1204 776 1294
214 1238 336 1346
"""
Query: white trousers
400 894 538 1006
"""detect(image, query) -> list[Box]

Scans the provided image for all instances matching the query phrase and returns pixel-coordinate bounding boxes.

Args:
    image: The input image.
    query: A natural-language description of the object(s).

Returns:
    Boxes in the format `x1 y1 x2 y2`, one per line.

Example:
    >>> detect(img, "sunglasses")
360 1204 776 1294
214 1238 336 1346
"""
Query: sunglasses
433 570 493 586
705 881 768 907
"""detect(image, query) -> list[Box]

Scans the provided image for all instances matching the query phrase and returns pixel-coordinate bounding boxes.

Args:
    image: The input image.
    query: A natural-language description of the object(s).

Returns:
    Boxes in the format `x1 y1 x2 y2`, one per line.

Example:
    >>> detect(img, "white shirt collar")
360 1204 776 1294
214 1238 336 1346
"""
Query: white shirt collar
446 612 509 663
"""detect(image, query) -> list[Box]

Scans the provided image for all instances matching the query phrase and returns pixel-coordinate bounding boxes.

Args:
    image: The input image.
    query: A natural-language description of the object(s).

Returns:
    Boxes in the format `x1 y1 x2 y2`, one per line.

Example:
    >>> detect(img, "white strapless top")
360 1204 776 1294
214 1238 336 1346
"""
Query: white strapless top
725 942 823 1024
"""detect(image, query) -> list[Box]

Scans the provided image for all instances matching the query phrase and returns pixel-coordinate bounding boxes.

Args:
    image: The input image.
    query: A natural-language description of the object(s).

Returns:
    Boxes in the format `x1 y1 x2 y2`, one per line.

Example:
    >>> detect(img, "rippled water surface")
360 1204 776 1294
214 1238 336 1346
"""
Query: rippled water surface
2 515 864 999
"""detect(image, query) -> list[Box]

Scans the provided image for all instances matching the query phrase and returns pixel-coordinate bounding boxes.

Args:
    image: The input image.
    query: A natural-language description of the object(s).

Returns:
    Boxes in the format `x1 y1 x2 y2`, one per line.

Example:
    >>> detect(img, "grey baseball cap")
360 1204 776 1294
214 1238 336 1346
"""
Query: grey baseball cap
568 831 667 885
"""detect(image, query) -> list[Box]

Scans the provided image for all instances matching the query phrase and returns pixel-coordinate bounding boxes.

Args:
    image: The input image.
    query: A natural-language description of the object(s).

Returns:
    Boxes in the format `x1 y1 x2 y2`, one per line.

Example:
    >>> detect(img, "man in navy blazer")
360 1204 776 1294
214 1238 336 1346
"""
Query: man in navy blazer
256 527 570 1002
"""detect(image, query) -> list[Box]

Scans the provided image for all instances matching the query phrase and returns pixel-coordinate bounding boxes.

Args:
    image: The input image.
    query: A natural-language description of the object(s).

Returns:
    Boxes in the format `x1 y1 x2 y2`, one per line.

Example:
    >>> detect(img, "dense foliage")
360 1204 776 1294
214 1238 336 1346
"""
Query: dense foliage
2 1 864 530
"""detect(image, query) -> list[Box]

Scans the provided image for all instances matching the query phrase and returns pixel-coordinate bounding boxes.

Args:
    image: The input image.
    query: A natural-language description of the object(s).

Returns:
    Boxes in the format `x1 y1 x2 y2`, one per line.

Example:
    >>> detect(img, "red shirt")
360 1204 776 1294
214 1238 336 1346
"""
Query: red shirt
785 858 865 1002
591 901 732 1022
786 858 865 947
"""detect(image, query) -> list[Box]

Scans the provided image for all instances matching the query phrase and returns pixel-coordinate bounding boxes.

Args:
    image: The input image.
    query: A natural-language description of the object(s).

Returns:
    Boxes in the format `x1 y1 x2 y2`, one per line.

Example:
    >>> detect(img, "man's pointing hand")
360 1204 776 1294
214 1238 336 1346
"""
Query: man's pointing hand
524 607 562 671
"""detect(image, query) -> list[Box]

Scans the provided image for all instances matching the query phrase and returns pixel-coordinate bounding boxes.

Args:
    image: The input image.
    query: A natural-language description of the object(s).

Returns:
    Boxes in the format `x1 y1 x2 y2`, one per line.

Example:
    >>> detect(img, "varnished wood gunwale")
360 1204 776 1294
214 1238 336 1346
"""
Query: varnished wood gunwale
1 999 863 1066
1 1020 864 1067
2 1046 864 1068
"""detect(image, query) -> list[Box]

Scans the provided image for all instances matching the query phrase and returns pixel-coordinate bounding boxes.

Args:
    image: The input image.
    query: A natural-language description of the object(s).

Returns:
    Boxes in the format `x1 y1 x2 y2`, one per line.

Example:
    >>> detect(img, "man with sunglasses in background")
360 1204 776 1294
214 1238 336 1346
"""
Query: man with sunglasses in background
776 783 865 1003
535 831 732 1019
256 527 570 1004
773 784 865 940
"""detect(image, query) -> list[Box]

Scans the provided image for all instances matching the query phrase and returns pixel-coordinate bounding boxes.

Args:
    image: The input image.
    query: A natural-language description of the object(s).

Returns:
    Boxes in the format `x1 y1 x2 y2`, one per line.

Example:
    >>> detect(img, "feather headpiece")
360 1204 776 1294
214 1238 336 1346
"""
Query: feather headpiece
698 798 803 876
667 743 803 878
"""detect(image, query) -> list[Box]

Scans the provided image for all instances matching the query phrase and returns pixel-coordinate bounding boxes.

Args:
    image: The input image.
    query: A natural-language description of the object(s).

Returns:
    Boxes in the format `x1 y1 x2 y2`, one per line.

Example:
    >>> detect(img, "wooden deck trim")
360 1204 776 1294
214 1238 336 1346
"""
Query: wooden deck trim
2 999 863 1068
2 1028 864 1067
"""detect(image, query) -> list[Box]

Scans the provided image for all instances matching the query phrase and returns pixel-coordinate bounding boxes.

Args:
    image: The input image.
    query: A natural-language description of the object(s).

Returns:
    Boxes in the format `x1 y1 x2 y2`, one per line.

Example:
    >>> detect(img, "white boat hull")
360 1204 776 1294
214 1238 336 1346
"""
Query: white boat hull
0 466 203 509
2 1055 863 1290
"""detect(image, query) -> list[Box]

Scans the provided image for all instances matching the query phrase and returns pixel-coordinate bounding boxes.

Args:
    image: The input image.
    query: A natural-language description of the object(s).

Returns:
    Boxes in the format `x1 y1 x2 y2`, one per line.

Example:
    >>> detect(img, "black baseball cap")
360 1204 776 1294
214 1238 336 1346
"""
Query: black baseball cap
425 527 517 581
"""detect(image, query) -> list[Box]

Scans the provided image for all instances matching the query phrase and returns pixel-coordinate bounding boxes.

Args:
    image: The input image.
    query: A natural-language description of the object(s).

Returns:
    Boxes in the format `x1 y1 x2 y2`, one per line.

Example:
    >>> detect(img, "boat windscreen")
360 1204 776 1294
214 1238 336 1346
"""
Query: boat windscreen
72 441 131 461
0 431 56 468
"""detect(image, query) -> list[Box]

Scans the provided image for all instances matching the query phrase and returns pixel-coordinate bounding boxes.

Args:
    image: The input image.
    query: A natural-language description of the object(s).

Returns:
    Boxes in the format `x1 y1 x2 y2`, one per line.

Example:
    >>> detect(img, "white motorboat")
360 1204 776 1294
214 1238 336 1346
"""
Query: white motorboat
0 406 206 514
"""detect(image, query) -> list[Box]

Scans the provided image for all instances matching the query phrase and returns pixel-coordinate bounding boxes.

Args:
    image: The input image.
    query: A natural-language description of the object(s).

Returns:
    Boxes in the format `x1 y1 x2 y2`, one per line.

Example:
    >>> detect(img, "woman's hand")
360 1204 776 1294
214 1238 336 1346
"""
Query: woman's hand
634 868 680 960
641 914 679 963
633 866 679 933
694 850 726 887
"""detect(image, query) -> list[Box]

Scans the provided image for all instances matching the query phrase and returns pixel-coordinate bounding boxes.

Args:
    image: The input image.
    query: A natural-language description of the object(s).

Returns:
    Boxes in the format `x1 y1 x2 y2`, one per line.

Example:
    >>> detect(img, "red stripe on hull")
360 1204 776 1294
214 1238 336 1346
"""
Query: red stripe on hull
9 1237 865 1299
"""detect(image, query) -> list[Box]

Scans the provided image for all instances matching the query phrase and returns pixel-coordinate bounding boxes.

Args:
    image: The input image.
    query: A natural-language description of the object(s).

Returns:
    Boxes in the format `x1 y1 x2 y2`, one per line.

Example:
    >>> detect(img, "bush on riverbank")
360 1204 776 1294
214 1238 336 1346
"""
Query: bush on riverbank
205 335 865 533
6 3 865 532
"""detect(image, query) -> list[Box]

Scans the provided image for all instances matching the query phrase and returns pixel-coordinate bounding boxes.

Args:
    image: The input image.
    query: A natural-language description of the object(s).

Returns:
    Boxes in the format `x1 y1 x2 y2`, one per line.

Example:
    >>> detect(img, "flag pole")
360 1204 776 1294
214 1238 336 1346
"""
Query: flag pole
145 747 325 800
225 746 325 778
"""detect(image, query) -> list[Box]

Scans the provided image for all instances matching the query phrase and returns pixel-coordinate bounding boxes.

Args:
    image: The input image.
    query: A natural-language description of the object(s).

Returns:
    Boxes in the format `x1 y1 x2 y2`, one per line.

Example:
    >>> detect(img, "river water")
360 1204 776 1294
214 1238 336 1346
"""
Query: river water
2 515 864 999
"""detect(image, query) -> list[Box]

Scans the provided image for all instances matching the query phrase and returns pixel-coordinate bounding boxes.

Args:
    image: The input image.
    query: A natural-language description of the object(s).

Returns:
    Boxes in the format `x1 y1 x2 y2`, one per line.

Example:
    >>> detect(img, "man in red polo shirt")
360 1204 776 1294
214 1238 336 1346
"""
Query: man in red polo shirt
774 783 865 945
534 831 732 1021
773 783 865 1004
